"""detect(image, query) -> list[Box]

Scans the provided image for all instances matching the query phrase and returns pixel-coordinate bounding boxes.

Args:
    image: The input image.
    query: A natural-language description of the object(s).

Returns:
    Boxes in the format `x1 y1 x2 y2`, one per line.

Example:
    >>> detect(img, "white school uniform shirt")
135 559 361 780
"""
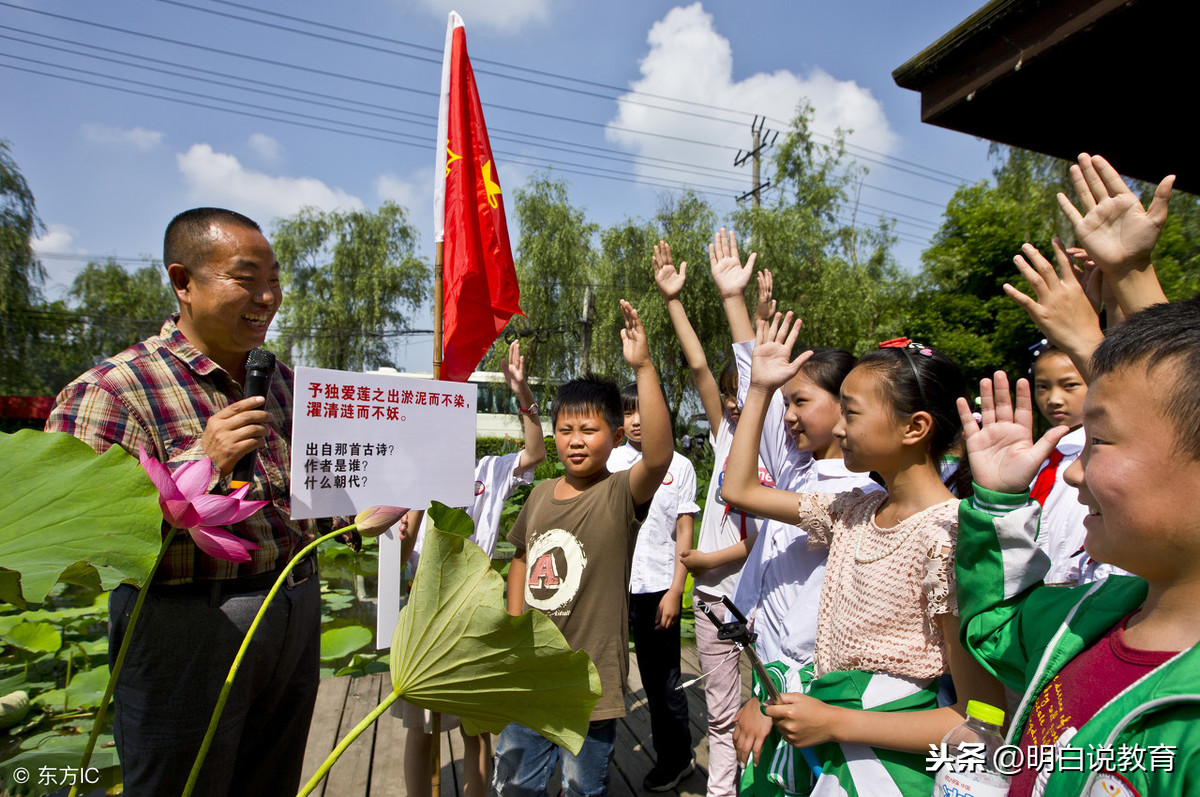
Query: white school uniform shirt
733 340 814 494
1030 428 1090 585
693 342 780 603
607 444 701 594
409 451 534 568
1030 427 1128 585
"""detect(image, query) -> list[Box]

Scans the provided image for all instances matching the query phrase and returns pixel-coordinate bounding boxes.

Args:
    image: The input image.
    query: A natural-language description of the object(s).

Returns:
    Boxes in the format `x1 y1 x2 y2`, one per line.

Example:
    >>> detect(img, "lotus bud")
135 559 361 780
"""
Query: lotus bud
354 505 409 537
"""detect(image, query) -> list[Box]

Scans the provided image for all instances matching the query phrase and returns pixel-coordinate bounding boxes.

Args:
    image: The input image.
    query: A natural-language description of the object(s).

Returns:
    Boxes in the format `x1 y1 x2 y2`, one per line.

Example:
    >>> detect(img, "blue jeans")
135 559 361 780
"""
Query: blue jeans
492 720 615 797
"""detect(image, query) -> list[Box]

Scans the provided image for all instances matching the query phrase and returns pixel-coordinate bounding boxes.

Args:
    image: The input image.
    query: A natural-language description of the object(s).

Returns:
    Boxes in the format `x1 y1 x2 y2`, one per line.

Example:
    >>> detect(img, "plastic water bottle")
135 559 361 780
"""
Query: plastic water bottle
931 700 1010 797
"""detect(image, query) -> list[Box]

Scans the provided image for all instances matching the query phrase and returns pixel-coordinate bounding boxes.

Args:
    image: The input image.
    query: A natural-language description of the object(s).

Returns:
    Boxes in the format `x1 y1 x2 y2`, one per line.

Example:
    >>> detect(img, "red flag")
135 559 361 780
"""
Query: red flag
435 13 522 382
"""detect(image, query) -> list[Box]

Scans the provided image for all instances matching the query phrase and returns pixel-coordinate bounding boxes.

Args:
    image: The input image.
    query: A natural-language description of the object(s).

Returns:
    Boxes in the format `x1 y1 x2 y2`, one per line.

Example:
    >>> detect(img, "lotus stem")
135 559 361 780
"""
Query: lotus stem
183 525 354 797
296 689 401 796
70 527 178 797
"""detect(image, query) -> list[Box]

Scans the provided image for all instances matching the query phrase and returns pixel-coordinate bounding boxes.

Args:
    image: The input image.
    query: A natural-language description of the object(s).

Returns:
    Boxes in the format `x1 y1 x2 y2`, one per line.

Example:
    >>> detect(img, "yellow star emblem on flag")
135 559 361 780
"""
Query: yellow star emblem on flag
482 160 502 209
446 140 462 177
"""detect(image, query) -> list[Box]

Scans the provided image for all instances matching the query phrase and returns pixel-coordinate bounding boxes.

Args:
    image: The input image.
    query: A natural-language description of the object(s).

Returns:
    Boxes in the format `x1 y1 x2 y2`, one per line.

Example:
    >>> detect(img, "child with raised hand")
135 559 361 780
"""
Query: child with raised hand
398 339 546 797
720 313 1005 797
956 298 1200 795
607 382 700 791
730 343 882 793
493 300 672 797
651 229 773 797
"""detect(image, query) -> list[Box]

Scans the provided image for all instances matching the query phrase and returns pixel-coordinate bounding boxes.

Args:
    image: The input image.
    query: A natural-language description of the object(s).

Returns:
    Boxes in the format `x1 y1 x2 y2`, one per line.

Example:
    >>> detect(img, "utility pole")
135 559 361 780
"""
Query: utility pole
579 284 595 374
734 115 779 206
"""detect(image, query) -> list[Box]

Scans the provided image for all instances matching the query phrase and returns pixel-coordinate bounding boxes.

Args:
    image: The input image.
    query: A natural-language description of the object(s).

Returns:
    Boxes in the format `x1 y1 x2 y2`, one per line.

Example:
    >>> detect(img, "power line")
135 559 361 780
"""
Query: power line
186 0 974 189
1 25 761 186
0 3 744 155
4 53 942 230
158 0 758 132
1 1 955 243
2 0 974 192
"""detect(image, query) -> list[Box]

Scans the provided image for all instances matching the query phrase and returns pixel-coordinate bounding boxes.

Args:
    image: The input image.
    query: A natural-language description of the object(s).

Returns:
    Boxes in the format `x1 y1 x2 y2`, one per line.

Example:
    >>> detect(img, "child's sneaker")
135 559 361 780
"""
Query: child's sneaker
642 756 695 792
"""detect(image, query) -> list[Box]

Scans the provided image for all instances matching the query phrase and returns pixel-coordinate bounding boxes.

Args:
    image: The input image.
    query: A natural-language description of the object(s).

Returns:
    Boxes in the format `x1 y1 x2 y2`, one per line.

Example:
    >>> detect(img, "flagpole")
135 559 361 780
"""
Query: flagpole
433 11 456 381
433 241 443 379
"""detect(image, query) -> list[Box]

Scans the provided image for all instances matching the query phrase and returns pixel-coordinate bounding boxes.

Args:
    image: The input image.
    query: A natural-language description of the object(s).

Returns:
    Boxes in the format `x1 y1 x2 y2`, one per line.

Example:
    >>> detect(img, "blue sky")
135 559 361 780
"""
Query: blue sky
1 0 995 370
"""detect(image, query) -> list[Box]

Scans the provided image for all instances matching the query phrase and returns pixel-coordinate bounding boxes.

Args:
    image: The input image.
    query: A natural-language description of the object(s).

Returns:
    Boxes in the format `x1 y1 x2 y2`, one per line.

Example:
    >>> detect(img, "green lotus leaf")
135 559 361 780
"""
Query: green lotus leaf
390 508 601 755
319 625 374 661
0 431 163 608
1 620 62 654
427 500 475 539
33 665 111 710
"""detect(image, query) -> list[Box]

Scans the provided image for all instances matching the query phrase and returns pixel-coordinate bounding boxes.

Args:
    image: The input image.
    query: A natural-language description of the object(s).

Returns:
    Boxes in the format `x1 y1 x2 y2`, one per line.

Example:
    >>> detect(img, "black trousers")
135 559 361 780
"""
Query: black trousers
108 575 320 796
628 590 692 768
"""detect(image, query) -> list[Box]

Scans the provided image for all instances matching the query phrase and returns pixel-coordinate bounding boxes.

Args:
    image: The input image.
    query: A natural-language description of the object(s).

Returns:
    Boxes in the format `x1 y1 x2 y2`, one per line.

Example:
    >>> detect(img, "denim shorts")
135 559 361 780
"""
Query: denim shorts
492 719 616 797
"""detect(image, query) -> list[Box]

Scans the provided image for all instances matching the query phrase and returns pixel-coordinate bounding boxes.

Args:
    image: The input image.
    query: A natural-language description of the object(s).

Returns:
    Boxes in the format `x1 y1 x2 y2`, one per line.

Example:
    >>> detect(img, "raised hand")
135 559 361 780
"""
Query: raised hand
501 339 528 394
620 299 651 371
1004 238 1103 366
709 228 757 299
1058 153 1173 277
652 241 687 302
956 371 1068 494
755 269 777 324
749 312 811 391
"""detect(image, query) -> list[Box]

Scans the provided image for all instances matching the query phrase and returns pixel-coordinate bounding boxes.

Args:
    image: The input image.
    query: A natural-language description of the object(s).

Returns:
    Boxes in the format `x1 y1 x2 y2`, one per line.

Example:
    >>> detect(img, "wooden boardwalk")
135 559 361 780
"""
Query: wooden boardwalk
300 644 752 796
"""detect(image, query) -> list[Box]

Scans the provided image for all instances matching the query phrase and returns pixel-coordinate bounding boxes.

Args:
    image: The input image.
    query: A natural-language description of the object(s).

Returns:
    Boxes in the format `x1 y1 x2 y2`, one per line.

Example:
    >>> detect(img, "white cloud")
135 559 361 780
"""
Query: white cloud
248 133 282 163
607 4 896 190
376 171 424 212
411 0 550 33
176 144 364 223
31 223 80 256
80 123 165 151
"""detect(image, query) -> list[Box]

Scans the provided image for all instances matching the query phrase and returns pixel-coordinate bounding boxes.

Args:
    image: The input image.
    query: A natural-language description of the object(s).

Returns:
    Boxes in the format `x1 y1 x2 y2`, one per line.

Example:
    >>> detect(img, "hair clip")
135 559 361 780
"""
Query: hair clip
879 337 933 356
1028 338 1051 357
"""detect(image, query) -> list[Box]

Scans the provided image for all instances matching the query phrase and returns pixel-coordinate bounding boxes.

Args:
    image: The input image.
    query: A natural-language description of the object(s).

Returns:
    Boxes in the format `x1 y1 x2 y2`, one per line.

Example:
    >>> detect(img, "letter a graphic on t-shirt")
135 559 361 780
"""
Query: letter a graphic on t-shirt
528 552 562 589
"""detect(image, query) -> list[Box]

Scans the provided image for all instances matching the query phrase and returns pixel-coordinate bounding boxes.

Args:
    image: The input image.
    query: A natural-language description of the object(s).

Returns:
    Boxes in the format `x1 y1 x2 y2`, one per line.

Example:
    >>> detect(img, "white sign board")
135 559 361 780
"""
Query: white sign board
290 366 476 519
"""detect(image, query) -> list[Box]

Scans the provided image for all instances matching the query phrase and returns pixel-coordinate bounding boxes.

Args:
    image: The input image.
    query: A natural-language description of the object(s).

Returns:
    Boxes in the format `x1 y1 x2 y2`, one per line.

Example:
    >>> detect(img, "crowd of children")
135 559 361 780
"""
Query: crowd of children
394 152 1197 797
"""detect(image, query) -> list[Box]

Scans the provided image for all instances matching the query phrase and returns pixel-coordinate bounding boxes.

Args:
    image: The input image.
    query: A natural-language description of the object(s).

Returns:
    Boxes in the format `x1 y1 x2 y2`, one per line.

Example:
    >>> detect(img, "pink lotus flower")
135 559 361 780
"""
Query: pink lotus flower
139 446 268 563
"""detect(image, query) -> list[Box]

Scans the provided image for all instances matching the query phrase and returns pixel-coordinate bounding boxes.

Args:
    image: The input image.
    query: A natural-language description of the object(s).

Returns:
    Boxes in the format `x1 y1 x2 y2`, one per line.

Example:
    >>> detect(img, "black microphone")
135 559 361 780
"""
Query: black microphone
230 348 276 489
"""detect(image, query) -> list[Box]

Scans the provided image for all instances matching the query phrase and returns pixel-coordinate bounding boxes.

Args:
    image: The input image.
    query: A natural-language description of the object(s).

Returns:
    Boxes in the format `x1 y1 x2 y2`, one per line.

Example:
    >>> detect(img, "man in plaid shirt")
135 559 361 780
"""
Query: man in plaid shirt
47 207 324 796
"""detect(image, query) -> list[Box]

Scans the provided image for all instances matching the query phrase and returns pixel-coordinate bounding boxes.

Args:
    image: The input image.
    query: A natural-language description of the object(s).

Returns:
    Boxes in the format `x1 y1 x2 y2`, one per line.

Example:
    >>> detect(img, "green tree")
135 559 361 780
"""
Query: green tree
271 203 429 371
0 140 47 394
19 260 177 396
1142 185 1200 302
495 174 599 381
594 192 721 433
912 146 1072 383
68 259 176 365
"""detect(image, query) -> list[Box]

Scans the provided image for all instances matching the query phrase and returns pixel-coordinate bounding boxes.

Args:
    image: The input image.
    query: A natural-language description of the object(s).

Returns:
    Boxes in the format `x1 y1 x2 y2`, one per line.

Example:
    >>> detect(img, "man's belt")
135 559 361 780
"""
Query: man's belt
152 555 318 597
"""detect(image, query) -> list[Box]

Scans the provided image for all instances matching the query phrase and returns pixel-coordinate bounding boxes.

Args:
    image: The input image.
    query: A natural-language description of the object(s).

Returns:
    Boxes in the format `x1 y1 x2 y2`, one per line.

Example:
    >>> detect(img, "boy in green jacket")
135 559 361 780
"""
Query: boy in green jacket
954 295 1200 796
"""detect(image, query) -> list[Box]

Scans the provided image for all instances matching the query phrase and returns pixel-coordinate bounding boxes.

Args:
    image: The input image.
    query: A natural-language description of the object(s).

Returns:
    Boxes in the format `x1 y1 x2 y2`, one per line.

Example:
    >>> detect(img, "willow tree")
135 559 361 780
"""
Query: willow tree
0 140 47 394
271 202 429 371
494 175 599 382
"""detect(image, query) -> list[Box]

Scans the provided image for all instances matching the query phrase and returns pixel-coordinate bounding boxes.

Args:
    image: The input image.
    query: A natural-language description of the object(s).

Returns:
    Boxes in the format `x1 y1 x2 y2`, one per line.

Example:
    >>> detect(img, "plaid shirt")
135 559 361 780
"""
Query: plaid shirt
46 316 322 584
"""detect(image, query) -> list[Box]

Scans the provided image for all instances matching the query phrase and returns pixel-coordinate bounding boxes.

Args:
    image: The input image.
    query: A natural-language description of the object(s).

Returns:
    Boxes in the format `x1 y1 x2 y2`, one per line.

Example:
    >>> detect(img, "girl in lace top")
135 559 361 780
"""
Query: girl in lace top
722 314 1005 796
